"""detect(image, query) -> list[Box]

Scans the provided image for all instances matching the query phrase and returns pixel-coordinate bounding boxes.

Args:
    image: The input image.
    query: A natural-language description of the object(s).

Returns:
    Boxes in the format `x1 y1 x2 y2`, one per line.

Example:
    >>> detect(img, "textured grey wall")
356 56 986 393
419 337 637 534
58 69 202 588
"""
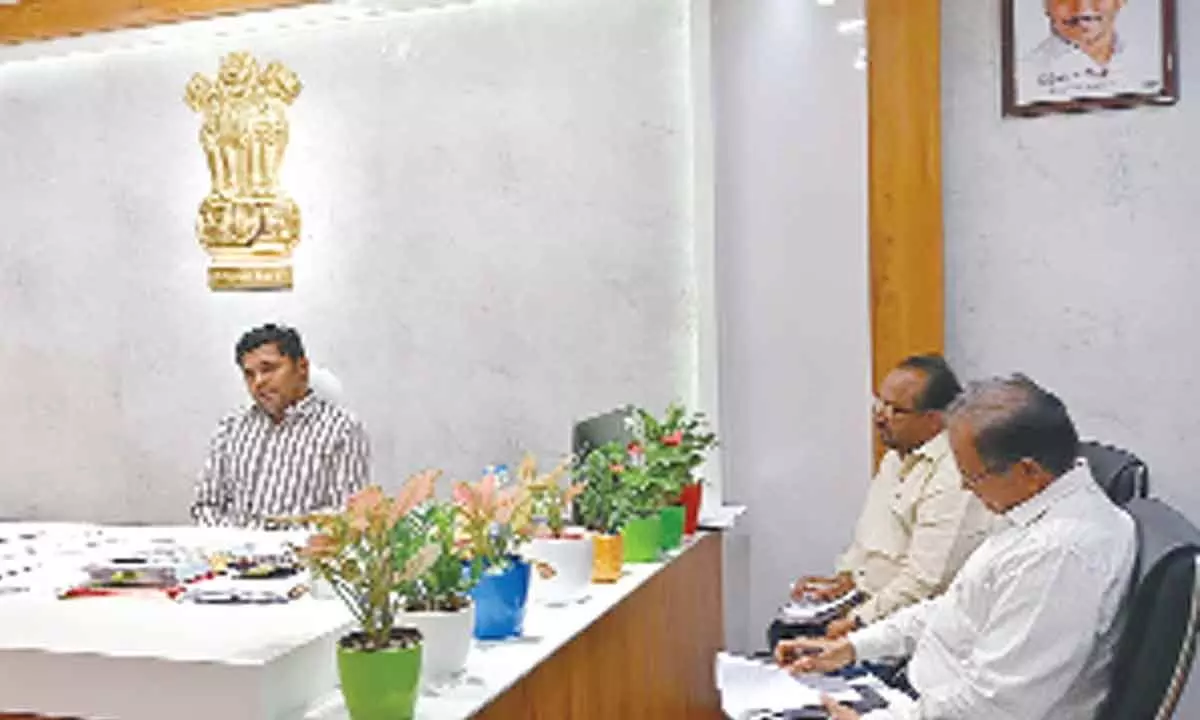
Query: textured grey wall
713 0 873 653
944 0 1200 519
943 0 1200 709
0 0 697 522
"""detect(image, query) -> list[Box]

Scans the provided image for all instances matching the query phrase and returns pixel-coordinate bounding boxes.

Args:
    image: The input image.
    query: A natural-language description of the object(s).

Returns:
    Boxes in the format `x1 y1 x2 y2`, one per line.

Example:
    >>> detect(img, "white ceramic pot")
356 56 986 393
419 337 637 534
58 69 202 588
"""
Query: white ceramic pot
398 600 475 684
525 532 595 606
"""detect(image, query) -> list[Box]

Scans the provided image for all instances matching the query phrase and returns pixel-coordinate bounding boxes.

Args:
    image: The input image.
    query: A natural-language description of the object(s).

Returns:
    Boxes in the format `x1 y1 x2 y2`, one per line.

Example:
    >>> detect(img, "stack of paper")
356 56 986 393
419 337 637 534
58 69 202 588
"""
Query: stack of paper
715 652 860 718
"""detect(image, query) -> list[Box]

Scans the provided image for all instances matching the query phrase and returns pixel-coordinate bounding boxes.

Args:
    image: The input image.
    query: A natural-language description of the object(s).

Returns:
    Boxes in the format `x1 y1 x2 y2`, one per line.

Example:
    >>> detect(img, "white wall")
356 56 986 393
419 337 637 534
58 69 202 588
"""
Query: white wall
713 0 872 652
945 0 1200 519
0 0 700 522
943 0 1200 709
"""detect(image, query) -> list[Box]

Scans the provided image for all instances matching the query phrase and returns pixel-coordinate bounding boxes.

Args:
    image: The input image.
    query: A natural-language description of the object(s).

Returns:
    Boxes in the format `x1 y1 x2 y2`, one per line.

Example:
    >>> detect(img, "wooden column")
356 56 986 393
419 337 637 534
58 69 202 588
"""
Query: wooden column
865 0 944 394
0 0 317 44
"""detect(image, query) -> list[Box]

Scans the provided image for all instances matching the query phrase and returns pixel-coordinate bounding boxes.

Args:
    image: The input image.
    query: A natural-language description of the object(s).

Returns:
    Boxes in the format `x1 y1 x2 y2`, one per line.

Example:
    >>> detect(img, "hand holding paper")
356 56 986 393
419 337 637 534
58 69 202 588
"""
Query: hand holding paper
775 637 856 675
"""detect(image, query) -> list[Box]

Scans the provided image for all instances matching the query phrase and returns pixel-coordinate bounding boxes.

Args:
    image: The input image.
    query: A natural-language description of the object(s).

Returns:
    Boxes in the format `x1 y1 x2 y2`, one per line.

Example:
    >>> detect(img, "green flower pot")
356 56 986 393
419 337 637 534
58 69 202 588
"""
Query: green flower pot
659 505 685 550
622 514 663 562
337 630 422 720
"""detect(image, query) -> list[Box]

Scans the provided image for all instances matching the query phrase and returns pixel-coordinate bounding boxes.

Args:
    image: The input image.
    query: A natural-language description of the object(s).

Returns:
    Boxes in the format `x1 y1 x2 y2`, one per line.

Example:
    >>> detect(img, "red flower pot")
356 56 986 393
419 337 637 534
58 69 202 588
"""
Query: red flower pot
679 482 703 535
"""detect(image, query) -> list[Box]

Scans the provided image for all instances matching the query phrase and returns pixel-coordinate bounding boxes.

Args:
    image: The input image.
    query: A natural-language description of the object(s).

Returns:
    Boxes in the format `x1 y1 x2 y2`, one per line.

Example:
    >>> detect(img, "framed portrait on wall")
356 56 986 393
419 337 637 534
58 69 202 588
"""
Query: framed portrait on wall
1002 0 1179 117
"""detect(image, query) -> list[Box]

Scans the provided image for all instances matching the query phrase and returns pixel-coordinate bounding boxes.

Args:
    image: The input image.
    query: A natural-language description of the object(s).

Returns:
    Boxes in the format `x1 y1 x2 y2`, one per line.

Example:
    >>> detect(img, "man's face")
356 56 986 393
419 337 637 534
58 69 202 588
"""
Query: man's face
873 368 938 453
1046 0 1126 50
949 416 1047 514
240 343 309 420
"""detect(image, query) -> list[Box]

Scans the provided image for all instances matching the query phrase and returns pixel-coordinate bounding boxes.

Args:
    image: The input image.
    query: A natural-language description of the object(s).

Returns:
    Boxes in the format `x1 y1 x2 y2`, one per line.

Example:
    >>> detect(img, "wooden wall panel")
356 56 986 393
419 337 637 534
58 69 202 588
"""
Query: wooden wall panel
0 0 318 44
865 0 944 395
476 533 725 720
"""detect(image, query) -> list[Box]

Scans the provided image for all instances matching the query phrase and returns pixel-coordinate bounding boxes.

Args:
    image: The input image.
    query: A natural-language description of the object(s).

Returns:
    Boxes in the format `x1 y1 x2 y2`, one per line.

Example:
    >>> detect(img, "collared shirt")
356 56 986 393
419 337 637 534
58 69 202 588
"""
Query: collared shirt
835 431 994 624
850 461 1137 720
191 392 370 528
1018 32 1161 104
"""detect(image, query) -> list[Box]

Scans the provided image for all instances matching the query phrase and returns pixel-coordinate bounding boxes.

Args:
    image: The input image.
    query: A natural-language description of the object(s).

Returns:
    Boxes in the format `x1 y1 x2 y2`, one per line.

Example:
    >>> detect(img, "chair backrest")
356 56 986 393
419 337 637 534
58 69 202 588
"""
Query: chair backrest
309 364 344 403
1080 440 1150 506
571 407 633 460
1097 498 1200 720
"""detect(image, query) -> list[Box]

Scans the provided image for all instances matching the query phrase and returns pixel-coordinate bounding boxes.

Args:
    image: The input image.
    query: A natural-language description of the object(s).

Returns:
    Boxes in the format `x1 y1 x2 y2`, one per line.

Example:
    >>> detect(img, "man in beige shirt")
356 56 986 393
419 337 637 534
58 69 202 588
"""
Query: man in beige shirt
775 355 993 647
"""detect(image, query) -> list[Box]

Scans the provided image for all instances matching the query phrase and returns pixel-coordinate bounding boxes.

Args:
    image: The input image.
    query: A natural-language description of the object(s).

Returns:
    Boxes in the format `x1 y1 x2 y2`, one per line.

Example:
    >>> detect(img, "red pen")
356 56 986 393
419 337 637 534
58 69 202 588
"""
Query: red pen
59 587 119 600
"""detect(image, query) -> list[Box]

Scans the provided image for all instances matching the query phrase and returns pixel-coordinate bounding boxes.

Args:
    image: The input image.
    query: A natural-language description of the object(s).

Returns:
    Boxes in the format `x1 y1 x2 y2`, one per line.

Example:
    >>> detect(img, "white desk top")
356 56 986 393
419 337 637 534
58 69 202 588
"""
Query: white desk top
0 521 729 720
0 523 350 665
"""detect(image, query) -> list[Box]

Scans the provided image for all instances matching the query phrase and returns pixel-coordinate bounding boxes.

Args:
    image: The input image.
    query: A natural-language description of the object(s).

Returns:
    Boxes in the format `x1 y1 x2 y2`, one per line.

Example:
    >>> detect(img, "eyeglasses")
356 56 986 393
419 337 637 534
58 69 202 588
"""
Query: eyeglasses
872 396 919 417
960 468 987 488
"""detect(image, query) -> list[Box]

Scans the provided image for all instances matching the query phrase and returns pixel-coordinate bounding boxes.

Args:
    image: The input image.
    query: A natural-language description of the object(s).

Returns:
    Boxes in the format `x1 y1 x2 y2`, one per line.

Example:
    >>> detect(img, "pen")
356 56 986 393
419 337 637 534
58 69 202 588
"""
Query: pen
59 587 119 600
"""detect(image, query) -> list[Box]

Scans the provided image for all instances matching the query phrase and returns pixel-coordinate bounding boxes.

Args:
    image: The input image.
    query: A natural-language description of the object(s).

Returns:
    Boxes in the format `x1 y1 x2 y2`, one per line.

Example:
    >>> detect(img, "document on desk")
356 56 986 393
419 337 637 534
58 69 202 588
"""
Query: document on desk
715 652 860 718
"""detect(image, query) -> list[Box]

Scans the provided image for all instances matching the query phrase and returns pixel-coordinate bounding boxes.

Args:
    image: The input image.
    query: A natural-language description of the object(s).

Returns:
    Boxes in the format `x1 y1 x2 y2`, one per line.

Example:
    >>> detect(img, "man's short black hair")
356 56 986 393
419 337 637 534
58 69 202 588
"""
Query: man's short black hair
896 353 963 412
235 324 306 366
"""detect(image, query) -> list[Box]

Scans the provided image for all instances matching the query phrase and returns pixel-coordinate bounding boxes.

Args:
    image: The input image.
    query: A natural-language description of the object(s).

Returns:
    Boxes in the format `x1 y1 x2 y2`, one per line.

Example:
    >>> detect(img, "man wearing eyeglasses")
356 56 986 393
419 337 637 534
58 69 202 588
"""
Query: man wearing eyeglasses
779 376 1136 720
773 355 993 647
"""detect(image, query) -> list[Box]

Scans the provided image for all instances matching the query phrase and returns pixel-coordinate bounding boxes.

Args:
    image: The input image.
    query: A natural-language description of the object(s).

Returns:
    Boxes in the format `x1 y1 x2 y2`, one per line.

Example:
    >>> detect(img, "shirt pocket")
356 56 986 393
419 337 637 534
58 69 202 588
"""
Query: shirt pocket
886 465 928 529
857 511 909 564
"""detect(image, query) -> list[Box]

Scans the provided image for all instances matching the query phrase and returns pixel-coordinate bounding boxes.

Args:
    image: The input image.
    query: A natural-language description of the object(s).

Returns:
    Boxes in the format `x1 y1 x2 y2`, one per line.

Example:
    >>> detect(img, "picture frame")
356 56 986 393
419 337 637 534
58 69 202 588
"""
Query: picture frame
1001 0 1179 117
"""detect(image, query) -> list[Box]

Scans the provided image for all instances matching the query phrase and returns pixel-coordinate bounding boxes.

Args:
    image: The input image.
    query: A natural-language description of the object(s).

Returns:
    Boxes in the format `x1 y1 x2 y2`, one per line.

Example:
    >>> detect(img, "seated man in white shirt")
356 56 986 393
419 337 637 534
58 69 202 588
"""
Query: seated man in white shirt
777 355 992 645
777 374 1137 720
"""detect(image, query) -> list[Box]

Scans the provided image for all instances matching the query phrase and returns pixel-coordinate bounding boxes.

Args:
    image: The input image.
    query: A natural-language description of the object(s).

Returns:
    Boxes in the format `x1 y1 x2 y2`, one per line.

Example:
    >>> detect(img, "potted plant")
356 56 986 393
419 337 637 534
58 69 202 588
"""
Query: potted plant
574 441 636 581
394 480 478 685
453 468 537 640
293 472 441 720
521 453 592 605
617 449 678 560
629 403 718 538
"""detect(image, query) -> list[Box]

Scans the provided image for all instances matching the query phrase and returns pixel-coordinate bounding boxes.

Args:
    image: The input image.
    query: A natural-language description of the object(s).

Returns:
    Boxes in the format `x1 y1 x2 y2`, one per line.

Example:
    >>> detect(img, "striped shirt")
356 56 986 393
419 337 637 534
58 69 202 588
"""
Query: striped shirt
191 391 370 528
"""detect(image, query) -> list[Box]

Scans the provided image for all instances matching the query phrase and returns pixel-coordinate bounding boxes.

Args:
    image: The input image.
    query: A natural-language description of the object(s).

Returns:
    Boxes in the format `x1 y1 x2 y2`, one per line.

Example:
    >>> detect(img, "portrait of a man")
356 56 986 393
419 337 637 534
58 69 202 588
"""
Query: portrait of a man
1003 0 1178 115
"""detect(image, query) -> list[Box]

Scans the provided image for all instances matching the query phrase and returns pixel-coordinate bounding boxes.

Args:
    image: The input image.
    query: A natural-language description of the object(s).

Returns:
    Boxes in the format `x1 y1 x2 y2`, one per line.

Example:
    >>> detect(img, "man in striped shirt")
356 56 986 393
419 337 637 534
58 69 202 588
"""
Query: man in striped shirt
191 324 370 527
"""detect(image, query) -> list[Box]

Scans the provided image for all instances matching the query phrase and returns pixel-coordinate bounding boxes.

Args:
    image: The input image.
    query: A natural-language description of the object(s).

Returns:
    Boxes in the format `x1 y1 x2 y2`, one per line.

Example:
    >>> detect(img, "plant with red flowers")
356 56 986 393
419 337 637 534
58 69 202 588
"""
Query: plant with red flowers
627 403 718 499
573 442 639 532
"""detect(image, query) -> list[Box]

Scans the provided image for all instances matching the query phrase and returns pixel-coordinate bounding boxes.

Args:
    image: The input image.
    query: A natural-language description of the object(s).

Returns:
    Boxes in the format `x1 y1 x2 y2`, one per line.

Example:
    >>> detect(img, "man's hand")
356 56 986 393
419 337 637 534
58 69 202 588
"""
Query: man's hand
826 615 861 639
773 636 856 674
821 695 863 720
791 572 855 601
791 575 833 600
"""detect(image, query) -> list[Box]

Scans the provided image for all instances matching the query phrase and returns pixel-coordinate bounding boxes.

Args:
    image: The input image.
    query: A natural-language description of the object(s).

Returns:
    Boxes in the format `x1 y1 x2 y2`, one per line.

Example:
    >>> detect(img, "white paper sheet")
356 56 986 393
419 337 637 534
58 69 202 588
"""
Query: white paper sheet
715 652 861 718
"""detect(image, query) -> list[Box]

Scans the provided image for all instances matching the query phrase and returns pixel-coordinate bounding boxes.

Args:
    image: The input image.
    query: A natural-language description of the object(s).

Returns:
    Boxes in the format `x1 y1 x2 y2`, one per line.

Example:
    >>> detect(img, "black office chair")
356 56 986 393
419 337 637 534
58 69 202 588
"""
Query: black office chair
1080 440 1150 506
1097 498 1200 720
570 407 634 460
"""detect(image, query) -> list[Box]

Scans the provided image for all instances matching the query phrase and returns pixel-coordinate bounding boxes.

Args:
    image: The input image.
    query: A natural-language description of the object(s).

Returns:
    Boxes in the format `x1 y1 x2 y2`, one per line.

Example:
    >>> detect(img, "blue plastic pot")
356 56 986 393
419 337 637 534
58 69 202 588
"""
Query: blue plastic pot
465 556 531 640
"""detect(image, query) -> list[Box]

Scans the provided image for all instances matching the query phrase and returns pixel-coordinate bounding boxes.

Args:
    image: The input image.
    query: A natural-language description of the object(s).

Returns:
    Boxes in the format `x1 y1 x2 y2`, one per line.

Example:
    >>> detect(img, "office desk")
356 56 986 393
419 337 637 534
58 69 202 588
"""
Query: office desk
1 527 725 719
